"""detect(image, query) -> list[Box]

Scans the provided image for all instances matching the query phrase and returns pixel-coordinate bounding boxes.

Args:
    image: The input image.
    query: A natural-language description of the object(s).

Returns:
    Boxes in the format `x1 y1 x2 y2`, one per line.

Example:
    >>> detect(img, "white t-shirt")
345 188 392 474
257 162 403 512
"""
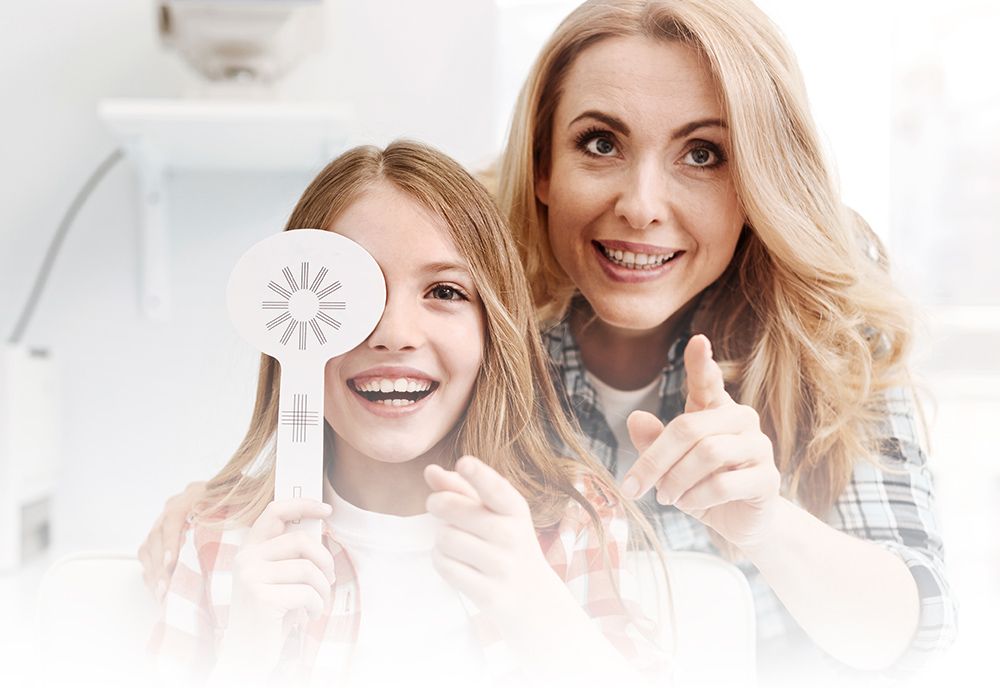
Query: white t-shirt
325 486 488 688
585 372 661 479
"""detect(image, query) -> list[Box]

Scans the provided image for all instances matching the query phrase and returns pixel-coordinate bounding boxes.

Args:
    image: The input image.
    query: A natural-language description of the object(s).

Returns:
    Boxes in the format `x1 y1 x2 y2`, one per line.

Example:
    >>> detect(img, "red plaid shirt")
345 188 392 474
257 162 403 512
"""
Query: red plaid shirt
150 479 669 686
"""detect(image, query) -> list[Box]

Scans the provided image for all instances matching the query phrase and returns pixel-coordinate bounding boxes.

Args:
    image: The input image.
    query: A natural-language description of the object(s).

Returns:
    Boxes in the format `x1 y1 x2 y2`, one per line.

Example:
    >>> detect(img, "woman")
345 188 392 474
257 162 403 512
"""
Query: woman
142 0 954 678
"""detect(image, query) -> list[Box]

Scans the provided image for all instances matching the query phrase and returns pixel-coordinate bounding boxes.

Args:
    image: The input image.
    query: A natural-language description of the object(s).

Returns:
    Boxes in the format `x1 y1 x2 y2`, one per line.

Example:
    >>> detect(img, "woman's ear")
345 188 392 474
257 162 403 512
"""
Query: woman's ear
535 174 550 206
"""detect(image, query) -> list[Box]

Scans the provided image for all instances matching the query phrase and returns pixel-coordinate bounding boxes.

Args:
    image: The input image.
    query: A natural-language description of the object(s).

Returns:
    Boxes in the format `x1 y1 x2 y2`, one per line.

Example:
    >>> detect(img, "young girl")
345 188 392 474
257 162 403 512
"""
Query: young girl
150 141 667 687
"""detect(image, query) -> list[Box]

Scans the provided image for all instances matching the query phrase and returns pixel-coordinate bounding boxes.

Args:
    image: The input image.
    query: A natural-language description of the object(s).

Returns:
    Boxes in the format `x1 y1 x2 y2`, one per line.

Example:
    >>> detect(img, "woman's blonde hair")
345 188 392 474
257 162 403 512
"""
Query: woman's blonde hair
197 141 666 579
498 0 914 516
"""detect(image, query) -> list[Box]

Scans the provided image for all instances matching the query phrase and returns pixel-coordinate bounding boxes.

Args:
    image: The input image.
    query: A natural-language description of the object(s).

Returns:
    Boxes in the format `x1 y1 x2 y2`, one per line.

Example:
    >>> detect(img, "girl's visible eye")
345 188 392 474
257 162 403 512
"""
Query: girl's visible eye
427 283 469 302
682 142 726 168
575 127 619 158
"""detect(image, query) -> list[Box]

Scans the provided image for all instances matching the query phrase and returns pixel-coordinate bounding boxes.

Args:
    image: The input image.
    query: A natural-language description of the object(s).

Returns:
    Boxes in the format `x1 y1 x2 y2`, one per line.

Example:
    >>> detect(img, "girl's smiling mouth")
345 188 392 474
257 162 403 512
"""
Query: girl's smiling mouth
347 368 439 410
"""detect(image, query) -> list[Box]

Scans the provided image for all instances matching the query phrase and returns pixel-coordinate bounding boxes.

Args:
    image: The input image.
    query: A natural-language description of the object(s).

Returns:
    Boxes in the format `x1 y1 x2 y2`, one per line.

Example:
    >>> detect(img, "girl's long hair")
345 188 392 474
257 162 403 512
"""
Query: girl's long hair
196 142 666 588
497 0 915 516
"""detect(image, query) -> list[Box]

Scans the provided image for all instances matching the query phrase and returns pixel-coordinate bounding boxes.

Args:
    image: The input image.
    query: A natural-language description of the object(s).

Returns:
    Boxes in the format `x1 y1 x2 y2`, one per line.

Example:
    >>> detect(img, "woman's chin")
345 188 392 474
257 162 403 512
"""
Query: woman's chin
584 293 686 333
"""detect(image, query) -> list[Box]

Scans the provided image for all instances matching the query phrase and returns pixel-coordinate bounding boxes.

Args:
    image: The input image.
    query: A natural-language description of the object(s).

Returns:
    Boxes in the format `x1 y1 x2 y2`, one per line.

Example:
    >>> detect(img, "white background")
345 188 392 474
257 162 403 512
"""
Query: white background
0 1 997 686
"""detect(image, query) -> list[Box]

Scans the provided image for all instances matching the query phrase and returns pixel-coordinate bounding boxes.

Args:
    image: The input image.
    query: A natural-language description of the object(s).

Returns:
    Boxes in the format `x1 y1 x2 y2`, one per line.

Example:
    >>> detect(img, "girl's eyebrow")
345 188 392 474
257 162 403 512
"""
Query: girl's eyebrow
568 110 727 141
419 261 473 278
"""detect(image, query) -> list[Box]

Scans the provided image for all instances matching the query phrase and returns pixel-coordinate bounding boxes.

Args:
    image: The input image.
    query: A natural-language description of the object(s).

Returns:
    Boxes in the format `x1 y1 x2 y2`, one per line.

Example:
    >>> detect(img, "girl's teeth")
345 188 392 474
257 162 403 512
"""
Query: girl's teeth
360 378 431 392
352 377 435 407
375 398 415 407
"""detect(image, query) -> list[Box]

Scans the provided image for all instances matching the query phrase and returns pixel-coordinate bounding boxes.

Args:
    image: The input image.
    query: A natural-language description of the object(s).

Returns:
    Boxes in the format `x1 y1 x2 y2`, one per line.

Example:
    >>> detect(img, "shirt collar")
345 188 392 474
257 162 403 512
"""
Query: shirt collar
544 294 699 399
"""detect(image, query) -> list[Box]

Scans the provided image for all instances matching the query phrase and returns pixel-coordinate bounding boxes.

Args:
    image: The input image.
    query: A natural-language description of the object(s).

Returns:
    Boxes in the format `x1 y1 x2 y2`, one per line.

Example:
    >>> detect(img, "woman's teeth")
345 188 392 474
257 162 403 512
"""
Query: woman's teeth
352 377 435 406
598 243 677 269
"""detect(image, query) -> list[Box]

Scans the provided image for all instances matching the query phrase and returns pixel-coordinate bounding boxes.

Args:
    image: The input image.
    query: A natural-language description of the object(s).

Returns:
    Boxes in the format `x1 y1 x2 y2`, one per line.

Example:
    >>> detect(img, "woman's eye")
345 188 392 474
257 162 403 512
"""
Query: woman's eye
683 144 724 168
585 136 617 157
575 129 618 158
428 284 467 301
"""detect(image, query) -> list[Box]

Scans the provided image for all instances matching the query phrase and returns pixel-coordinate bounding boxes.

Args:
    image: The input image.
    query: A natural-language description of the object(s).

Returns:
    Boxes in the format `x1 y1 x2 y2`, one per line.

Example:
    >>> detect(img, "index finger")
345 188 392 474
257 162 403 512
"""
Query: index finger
684 334 730 412
424 463 481 502
624 399 755 500
454 455 529 517
247 498 332 545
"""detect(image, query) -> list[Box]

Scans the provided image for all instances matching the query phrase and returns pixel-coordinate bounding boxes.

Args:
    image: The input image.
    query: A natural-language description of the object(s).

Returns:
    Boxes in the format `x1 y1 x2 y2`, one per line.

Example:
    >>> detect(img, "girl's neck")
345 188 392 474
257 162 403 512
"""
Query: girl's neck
325 435 454 516
571 298 697 390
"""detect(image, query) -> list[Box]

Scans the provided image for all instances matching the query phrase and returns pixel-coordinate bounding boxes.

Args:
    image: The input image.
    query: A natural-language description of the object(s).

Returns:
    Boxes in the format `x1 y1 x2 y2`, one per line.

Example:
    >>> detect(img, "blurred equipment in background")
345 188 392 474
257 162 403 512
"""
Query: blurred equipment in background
158 0 325 85
0 347 58 572
1 149 123 572
101 0 351 321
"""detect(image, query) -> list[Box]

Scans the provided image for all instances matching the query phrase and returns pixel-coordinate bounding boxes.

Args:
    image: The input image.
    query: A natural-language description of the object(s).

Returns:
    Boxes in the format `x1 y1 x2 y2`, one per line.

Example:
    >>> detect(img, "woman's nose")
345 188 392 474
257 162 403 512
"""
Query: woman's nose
614 157 670 231
365 293 423 352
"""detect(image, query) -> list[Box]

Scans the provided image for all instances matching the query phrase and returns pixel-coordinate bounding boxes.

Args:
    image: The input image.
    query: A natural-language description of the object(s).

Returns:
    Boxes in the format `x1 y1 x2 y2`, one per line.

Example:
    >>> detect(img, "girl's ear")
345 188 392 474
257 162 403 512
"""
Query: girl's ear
535 174 550 206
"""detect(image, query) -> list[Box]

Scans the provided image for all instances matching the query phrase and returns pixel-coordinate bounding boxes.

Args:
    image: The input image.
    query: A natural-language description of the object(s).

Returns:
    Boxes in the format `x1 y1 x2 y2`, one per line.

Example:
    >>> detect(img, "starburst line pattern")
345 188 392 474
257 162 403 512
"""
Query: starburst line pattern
316 312 342 330
310 267 328 292
281 319 296 345
283 267 299 292
261 262 348 349
280 393 319 443
266 312 292 330
268 282 292 299
309 320 327 345
316 281 342 299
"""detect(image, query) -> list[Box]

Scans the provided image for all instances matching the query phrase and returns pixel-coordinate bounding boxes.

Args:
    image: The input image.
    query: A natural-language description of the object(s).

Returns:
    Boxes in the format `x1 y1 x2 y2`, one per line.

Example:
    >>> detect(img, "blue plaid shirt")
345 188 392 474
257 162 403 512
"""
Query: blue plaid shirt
542 314 956 677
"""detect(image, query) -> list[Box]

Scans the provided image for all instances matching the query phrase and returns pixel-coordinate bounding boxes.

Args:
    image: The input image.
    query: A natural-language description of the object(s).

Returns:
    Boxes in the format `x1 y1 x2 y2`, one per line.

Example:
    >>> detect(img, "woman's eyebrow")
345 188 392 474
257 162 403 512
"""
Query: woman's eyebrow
568 110 630 136
568 112 727 141
670 118 727 140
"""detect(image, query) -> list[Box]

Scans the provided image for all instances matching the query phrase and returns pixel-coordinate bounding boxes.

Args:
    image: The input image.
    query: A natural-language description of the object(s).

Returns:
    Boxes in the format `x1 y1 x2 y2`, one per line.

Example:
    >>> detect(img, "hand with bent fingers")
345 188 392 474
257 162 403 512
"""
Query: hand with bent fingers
426 457 653 683
623 334 781 550
138 481 208 599
424 456 568 626
215 499 336 674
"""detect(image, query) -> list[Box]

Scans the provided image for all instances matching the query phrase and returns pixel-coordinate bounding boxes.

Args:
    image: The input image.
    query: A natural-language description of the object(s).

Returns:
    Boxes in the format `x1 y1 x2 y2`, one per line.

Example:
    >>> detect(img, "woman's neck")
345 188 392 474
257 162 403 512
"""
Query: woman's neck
571 299 696 390
325 435 452 516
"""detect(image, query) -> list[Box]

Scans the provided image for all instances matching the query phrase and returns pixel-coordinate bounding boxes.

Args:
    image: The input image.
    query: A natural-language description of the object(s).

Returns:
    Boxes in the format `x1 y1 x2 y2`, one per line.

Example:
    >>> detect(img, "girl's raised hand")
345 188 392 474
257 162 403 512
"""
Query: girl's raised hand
622 334 781 550
424 456 565 624
217 499 336 673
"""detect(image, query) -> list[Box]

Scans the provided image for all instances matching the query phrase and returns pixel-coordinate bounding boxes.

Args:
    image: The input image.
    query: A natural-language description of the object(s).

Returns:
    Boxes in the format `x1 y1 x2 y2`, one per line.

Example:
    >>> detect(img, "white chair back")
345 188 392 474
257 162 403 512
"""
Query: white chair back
36 549 757 686
35 552 157 687
629 550 757 687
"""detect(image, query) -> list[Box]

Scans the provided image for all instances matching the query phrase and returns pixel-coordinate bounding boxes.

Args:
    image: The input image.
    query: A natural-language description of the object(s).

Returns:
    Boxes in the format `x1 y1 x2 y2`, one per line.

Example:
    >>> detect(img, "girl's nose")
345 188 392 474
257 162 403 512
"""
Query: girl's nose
614 157 670 231
365 293 423 352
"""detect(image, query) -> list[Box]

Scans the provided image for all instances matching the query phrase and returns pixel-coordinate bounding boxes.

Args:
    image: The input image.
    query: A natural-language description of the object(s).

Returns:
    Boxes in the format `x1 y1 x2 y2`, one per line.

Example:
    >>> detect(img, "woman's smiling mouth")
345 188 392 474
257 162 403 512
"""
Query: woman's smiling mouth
594 240 681 269
591 240 685 282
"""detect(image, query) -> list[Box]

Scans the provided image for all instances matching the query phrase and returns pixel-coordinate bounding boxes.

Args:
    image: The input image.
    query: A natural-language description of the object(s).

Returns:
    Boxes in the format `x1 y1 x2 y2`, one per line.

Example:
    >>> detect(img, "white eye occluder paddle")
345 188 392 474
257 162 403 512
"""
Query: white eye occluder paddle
227 229 386 534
